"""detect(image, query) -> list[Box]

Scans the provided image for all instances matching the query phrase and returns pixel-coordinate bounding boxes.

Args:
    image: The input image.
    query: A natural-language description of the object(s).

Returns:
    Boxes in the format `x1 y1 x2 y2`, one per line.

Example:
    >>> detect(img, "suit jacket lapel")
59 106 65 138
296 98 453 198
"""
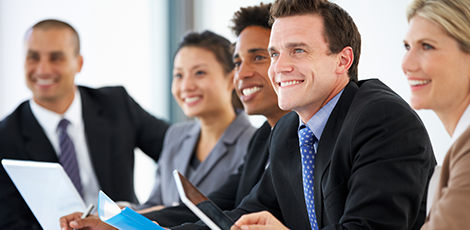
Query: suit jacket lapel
177 123 200 179
277 112 310 223
190 112 249 186
80 87 112 190
314 81 358 227
20 102 58 162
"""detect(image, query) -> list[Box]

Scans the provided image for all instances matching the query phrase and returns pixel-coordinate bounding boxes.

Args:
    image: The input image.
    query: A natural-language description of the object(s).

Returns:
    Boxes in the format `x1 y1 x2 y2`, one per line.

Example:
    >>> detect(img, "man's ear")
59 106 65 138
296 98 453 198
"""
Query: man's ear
336 46 353 75
76 54 84 73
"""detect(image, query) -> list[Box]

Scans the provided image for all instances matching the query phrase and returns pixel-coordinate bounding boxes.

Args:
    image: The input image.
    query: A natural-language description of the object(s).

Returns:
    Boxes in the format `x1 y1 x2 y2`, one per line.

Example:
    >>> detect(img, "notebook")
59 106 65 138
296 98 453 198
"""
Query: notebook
1 159 86 230
173 169 236 230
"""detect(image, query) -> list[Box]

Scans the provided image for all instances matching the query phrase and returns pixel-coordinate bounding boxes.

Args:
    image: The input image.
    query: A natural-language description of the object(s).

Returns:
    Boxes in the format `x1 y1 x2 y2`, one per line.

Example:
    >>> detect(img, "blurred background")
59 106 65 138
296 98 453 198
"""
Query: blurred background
0 0 449 203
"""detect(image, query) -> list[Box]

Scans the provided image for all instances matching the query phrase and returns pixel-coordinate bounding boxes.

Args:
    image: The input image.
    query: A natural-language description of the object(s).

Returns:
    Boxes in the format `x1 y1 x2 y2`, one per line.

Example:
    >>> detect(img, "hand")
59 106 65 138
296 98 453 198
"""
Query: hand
231 211 289 230
59 212 117 230
136 205 166 214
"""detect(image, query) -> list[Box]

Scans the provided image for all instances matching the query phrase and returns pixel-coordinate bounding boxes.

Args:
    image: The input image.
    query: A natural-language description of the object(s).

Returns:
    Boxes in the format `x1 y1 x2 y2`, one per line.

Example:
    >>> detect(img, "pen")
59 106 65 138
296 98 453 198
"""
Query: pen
72 204 94 230
81 204 94 219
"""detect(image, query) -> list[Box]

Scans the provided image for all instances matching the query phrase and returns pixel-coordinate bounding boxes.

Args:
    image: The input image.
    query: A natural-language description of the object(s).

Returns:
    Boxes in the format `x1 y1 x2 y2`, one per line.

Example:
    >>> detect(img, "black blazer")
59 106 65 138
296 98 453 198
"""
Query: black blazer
175 79 436 230
0 86 169 230
145 121 271 227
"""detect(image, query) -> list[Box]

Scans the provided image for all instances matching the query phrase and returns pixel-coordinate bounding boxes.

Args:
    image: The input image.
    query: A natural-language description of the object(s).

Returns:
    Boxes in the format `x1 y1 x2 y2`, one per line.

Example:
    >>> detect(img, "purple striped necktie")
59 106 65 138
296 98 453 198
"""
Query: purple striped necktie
58 119 83 197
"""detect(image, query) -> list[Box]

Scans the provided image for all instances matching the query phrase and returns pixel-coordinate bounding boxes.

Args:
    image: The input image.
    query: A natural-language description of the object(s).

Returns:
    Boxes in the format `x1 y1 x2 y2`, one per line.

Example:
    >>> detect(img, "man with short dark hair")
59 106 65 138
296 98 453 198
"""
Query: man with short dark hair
58 3 290 230
0 19 169 229
224 0 436 229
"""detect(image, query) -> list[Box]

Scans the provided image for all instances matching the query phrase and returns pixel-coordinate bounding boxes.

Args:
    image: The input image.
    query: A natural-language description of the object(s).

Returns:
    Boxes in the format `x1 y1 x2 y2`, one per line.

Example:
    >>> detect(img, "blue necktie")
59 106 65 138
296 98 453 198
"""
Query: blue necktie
299 126 318 230
58 119 83 197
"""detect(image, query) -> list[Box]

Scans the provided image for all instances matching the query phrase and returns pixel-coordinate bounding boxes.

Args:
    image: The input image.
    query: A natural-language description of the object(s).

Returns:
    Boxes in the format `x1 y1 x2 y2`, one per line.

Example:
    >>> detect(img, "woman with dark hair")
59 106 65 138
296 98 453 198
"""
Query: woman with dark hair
402 0 470 229
138 30 256 212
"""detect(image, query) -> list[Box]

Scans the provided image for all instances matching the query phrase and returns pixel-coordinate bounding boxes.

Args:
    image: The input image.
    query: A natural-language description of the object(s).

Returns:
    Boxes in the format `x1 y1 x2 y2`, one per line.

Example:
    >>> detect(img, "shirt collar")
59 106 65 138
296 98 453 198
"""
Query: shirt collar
30 88 82 132
298 89 344 141
451 102 470 144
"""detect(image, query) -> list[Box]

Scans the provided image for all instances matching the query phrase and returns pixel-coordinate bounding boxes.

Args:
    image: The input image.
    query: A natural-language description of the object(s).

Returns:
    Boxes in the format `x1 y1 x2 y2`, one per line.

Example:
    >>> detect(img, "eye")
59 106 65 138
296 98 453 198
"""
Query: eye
270 52 279 58
404 43 410 51
233 60 241 68
254 55 266 61
27 54 39 61
423 43 434 50
195 70 206 76
294 49 305 54
173 73 182 78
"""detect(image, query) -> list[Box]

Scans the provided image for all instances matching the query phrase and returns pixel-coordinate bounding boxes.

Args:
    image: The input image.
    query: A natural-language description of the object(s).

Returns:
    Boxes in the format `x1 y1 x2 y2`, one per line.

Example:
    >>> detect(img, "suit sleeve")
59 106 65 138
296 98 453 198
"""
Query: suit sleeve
144 161 244 227
120 87 170 161
421 140 470 229
323 100 435 230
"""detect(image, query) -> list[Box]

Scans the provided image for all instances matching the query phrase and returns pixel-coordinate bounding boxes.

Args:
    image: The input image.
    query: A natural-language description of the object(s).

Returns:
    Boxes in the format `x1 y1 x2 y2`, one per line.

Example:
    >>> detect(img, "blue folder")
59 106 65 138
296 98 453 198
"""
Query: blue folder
98 190 164 230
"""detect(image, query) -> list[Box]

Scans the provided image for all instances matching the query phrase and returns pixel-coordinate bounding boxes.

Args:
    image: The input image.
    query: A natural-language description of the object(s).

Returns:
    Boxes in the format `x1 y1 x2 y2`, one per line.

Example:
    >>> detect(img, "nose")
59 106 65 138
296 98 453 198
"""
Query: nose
35 58 53 76
402 47 419 76
235 62 255 81
272 53 294 74
180 75 196 92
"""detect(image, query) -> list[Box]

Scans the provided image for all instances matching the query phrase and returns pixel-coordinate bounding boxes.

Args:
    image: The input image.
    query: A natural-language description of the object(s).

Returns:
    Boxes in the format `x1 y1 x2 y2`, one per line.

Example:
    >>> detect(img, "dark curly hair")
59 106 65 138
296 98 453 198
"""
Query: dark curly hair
230 3 272 36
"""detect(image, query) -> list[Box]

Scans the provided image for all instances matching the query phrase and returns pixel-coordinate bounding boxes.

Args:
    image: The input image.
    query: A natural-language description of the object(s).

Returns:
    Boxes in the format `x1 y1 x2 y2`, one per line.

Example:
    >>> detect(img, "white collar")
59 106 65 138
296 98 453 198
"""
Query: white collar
30 88 82 133
451 103 470 144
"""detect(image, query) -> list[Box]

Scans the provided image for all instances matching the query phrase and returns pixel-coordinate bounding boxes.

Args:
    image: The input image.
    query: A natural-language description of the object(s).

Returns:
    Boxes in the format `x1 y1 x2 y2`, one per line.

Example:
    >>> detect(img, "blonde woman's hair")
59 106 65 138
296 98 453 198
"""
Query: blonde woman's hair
407 0 470 53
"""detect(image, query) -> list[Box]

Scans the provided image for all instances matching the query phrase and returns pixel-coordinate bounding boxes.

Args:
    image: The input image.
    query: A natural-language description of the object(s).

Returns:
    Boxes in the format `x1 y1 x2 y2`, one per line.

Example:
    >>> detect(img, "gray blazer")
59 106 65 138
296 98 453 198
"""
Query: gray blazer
141 110 256 207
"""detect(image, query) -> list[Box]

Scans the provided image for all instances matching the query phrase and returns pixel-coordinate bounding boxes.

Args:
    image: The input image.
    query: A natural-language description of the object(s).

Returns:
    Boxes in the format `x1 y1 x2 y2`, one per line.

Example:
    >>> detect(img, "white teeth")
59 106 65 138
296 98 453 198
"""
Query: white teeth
280 80 302 87
184 96 201 103
36 78 54 86
242 86 262 96
408 79 431 86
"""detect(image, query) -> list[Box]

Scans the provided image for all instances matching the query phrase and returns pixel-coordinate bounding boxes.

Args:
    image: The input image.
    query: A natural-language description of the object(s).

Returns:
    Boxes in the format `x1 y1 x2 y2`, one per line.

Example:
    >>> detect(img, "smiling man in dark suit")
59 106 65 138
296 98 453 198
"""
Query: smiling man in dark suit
0 19 169 230
226 0 437 229
59 3 289 230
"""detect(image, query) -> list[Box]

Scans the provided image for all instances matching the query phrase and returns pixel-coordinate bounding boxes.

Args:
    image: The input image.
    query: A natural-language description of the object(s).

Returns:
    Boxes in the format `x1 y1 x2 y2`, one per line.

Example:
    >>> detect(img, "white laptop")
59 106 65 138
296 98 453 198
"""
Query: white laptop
2 159 86 230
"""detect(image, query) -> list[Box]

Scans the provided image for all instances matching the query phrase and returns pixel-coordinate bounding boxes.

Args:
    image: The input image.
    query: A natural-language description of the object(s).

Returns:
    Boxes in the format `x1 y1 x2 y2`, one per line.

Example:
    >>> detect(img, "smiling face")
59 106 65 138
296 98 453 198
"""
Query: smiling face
24 28 83 112
268 14 350 122
172 46 234 118
233 26 280 118
402 15 470 116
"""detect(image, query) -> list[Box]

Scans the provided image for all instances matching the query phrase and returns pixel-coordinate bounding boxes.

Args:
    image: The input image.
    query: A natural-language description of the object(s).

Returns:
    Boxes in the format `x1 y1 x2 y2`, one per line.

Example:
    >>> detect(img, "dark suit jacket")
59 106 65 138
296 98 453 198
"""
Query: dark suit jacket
144 121 271 227
0 86 169 230
175 79 436 230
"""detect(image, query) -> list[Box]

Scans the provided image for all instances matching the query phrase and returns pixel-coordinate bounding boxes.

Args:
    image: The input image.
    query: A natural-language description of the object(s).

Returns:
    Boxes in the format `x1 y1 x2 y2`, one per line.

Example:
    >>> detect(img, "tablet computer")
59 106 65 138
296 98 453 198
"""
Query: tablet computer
173 169 235 230
2 159 86 230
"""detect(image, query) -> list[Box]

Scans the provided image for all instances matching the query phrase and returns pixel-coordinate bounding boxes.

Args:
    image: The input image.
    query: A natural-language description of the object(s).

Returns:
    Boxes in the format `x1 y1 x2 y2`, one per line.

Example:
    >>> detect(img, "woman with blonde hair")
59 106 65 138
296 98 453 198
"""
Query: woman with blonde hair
402 0 470 228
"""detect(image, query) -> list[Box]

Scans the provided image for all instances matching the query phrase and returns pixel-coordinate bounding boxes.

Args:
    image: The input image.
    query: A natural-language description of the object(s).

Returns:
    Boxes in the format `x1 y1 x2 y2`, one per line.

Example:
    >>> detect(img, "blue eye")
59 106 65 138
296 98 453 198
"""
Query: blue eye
294 49 305 53
270 52 279 58
423 43 434 50
404 43 410 51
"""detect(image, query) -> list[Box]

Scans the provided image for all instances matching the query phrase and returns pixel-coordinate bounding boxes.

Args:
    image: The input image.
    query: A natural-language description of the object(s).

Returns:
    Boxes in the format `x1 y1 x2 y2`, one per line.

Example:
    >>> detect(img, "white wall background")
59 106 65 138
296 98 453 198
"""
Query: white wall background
194 0 450 164
0 0 450 202
0 0 169 203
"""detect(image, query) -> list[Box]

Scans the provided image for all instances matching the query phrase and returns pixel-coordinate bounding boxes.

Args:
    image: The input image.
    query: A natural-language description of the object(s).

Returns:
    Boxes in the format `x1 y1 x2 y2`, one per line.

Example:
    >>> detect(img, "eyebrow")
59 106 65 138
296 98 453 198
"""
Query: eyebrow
173 63 208 71
268 42 311 53
233 48 268 59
